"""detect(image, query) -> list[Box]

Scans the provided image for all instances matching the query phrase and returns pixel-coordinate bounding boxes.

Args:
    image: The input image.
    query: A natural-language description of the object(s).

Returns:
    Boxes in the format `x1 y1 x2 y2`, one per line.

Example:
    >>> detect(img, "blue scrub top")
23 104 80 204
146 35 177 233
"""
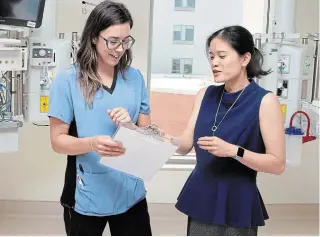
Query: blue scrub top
48 65 151 216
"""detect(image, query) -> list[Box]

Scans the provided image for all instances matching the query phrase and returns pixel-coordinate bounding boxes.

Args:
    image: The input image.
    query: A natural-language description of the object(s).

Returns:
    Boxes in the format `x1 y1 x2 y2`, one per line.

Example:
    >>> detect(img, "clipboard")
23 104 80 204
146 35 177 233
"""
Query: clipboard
99 124 177 182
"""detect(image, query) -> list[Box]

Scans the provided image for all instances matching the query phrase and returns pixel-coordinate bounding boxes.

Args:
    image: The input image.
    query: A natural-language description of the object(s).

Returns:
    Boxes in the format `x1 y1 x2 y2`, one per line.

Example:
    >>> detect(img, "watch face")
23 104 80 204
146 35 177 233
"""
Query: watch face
237 147 245 157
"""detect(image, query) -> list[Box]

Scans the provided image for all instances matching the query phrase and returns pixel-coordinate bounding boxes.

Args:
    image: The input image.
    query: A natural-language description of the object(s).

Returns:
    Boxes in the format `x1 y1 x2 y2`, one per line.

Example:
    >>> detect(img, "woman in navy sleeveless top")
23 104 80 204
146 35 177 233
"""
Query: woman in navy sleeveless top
168 26 286 235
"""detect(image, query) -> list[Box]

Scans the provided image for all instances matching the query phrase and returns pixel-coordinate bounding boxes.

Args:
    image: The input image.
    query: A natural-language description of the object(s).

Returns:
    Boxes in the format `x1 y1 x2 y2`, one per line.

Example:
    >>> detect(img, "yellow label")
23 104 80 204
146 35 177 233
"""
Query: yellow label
40 96 49 113
49 71 54 80
280 104 287 121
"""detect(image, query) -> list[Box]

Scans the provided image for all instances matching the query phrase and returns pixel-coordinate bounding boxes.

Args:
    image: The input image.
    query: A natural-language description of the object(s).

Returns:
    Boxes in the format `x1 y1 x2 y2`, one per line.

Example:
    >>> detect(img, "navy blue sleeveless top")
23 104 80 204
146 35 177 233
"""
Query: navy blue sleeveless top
176 80 269 227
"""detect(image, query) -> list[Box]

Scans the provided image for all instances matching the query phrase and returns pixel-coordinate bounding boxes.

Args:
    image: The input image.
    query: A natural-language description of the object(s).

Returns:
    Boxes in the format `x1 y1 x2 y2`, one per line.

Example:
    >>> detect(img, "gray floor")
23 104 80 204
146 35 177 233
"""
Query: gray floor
0 201 319 236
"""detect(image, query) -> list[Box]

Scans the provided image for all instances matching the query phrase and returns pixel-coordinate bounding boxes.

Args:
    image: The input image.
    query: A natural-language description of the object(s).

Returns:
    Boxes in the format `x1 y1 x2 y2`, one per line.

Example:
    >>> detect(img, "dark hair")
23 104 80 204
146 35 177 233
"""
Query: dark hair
76 0 133 107
206 25 271 78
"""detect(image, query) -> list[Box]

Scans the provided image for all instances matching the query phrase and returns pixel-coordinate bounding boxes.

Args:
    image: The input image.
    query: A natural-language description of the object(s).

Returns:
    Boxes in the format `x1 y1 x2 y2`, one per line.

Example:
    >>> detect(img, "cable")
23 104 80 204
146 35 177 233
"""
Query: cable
0 72 12 121
0 83 11 112
1 71 10 83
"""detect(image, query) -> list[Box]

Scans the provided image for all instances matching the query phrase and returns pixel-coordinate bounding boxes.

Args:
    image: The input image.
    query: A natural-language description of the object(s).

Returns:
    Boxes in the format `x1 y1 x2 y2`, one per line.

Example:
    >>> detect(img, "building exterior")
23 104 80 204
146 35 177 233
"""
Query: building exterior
151 0 243 77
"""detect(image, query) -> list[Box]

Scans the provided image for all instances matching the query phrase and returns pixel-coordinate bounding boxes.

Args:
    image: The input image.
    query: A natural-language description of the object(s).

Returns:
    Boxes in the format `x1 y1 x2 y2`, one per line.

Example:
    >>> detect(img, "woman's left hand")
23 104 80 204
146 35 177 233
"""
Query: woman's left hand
197 136 237 157
108 107 132 126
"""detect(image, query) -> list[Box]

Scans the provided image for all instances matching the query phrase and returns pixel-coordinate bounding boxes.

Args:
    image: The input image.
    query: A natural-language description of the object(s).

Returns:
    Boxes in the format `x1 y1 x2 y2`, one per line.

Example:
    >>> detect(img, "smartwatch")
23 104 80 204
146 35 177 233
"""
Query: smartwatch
234 146 245 161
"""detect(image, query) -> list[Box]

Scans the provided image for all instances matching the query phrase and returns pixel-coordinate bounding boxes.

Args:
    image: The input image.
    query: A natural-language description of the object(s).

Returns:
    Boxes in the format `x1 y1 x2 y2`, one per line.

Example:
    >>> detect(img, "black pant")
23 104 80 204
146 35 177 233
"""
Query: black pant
63 199 152 236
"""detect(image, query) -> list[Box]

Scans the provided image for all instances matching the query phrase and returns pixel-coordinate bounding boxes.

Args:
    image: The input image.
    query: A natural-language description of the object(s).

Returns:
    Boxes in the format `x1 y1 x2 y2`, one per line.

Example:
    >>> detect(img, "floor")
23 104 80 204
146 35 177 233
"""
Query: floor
0 202 319 236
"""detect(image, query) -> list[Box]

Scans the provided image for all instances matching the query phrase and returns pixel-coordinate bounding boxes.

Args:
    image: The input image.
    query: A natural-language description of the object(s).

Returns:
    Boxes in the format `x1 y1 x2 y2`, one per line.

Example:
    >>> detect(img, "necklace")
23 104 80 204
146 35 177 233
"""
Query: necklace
211 86 246 136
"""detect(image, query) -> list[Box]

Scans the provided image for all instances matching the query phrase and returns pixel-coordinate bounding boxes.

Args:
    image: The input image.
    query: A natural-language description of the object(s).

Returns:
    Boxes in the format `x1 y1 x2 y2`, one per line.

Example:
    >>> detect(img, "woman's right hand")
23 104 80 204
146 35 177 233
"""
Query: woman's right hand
90 136 126 157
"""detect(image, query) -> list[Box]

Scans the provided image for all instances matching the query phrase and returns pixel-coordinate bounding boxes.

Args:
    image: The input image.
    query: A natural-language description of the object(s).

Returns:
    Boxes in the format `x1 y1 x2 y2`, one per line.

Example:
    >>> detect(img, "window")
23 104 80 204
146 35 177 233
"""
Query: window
150 0 244 162
175 0 182 7
173 25 194 44
172 59 181 74
172 58 193 74
175 0 195 11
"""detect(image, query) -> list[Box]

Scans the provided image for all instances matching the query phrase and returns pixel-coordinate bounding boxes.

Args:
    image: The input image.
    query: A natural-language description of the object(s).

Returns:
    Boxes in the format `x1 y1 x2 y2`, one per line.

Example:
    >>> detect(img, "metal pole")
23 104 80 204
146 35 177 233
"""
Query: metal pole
311 39 319 102
5 71 12 113
146 0 154 92
254 37 262 84
22 71 27 120
11 71 18 116
17 73 23 116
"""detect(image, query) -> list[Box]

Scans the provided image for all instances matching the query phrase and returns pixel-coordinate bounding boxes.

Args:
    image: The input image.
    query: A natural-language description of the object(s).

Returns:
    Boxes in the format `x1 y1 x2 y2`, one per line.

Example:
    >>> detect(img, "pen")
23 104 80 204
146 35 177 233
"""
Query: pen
77 175 84 187
79 164 84 174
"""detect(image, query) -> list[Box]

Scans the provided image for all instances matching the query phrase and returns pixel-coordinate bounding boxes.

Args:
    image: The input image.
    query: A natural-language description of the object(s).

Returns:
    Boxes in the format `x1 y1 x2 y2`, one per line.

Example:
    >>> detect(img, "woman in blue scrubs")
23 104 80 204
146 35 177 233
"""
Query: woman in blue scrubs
167 25 286 236
48 1 152 235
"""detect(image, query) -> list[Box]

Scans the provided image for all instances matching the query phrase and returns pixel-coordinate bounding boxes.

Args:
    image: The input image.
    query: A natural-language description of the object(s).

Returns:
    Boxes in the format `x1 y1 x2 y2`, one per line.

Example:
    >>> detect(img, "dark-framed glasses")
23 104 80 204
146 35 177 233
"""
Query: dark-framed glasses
100 36 135 50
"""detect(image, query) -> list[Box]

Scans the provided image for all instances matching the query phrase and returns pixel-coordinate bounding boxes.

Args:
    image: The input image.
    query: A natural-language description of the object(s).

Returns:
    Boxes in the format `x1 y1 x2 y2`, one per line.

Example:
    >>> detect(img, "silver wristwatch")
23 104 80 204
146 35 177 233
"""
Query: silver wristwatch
234 146 245 161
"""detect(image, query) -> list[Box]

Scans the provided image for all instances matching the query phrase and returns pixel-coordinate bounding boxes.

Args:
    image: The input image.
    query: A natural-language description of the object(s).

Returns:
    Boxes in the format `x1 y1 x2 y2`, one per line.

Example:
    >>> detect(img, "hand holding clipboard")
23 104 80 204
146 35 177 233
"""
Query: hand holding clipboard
99 124 178 182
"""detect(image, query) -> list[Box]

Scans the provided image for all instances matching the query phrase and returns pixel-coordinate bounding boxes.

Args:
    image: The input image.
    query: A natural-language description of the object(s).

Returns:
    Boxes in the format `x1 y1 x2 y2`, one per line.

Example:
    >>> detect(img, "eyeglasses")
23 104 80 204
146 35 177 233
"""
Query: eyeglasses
100 36 135 50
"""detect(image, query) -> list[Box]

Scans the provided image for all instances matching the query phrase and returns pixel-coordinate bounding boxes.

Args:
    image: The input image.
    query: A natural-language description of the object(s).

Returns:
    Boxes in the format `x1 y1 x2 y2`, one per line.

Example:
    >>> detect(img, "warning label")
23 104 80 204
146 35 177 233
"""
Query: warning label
280 104 287 121
40 96 49 113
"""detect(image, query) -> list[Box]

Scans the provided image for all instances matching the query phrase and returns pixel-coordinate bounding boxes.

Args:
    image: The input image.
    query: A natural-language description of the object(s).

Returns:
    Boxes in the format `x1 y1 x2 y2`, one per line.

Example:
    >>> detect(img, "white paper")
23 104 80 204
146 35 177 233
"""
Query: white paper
99 126 177 181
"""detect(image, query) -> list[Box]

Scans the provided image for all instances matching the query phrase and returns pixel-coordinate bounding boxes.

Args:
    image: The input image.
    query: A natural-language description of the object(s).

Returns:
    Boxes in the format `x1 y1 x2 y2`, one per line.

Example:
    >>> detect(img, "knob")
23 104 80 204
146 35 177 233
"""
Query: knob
39 49 46 57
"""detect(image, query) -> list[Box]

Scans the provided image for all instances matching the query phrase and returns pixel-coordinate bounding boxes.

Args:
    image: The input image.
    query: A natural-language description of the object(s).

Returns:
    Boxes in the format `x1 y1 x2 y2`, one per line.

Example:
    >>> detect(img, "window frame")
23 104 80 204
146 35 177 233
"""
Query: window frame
173 25 194 44
174 0 195 12
171 58 193 74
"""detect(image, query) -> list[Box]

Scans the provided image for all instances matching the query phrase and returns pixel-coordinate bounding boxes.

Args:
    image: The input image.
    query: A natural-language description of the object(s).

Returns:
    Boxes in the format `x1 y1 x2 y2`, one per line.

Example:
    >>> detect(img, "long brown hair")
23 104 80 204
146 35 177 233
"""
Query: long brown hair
76 0 133 108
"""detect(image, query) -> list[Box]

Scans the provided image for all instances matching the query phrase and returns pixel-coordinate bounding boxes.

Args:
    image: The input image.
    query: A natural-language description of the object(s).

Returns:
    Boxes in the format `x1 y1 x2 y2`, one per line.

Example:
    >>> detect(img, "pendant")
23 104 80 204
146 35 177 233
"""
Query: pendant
211 126 217 136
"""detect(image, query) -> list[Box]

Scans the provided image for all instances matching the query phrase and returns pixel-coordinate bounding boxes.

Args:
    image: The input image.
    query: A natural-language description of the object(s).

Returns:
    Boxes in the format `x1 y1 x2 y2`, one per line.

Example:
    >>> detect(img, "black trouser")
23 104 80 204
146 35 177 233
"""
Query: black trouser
63 199 152 236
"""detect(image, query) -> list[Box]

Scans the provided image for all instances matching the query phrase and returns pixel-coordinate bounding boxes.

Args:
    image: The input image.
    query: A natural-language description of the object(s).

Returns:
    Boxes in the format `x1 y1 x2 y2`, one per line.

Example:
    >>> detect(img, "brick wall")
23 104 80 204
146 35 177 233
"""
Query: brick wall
150 92 196 137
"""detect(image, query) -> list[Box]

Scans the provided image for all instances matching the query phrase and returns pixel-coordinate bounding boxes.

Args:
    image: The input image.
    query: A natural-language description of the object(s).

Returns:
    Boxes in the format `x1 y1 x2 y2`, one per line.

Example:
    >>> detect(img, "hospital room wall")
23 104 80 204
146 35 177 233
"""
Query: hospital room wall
0 0 318 204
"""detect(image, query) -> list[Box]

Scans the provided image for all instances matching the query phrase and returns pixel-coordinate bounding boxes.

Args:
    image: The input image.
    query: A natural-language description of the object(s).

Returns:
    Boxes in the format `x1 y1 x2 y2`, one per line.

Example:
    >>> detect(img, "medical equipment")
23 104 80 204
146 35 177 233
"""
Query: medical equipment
0 0 46 29
24 37 72 123
0 30 26 153
254 0 319 137
0 0 73 153
254 0 319 166
258 40 315 127
285 110 317 166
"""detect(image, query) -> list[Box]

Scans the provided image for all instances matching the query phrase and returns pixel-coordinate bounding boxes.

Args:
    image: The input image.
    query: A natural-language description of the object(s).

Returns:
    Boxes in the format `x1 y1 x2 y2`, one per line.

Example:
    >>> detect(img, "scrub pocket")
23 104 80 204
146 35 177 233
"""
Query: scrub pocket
75 171 116 215
126 175 146 209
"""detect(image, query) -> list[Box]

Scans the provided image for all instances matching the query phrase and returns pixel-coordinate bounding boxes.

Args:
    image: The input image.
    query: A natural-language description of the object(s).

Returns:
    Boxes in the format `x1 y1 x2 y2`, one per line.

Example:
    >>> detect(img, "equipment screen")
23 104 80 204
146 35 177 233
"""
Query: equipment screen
0 0 41 22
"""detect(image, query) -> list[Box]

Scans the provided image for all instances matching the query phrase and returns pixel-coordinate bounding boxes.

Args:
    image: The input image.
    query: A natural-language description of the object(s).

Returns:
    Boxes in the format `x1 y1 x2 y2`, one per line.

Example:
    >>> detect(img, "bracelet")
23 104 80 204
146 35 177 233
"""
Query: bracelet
90 137 95 152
